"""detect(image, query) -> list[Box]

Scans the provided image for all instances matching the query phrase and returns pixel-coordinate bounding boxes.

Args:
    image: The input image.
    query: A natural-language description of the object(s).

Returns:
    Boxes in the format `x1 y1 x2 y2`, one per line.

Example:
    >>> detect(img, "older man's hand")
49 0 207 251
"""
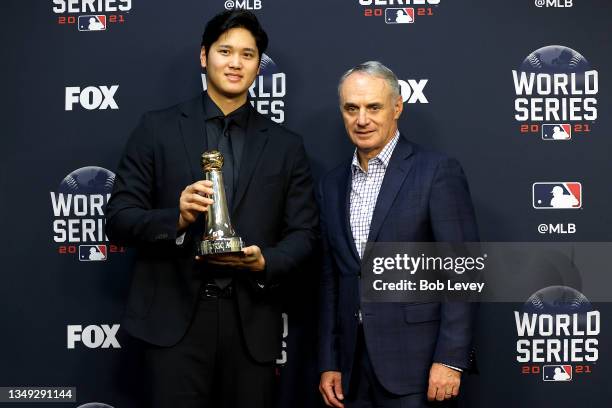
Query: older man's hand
319 371 344 408
427 363 461 401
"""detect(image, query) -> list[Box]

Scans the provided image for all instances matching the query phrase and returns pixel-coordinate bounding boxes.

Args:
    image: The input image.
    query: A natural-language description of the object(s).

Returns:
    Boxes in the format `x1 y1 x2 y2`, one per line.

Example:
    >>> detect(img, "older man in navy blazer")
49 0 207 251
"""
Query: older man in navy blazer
318 61 479 408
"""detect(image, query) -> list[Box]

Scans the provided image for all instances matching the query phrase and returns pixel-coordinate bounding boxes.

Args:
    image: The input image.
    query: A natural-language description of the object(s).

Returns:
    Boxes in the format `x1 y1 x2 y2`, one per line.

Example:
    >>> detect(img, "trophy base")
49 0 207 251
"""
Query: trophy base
197 237 244 256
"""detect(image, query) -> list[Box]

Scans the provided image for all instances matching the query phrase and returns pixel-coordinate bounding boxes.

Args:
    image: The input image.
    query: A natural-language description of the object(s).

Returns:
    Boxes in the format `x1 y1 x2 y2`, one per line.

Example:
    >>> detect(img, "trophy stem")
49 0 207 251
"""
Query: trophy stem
197 150 244 256
204 170 235 238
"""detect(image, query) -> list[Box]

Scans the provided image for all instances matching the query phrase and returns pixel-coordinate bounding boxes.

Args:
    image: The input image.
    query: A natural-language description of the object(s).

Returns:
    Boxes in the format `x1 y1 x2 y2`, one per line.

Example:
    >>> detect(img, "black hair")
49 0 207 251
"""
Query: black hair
201 10 268 60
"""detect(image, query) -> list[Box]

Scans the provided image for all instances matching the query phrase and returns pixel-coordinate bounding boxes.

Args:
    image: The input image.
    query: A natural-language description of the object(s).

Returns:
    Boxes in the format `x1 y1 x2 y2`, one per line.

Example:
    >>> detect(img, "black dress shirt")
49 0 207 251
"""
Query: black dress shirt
203 93 251 194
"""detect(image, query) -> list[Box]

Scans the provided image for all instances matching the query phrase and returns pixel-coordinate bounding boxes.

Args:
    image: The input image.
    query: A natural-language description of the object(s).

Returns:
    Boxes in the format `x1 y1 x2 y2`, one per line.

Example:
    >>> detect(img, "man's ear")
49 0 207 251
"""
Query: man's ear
394 94 404 120
200 47 207 69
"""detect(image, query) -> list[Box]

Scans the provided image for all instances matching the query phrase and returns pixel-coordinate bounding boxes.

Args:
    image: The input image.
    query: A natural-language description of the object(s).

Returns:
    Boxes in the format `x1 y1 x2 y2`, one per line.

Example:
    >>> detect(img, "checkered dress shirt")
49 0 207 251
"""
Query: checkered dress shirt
349 131 400 258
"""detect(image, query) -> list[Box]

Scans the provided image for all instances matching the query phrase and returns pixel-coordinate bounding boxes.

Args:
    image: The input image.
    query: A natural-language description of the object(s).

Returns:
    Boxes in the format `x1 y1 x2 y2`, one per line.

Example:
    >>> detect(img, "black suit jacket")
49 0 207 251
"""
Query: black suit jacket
105 93 318 362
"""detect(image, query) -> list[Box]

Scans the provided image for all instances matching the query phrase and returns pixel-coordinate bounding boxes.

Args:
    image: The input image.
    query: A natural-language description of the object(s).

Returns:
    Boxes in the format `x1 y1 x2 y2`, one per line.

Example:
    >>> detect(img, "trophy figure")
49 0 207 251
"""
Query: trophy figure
196 150 244 256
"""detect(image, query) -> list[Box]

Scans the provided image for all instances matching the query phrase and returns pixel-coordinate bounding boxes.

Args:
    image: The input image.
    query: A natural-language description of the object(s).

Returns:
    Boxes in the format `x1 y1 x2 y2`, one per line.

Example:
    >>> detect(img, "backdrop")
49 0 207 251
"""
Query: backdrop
2 0 612 407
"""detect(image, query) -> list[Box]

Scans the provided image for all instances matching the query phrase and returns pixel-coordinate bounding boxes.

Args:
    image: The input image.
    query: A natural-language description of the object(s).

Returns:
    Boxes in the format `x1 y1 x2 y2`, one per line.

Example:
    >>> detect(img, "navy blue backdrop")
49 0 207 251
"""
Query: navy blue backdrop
2 0 612 407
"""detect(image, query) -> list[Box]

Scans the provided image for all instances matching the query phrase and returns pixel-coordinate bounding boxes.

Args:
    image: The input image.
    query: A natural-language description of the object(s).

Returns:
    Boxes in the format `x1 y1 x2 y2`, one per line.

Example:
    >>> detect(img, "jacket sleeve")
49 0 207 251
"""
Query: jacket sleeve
429 158 479 370
105 113 181 247
316 180 340 372
260 140 319 284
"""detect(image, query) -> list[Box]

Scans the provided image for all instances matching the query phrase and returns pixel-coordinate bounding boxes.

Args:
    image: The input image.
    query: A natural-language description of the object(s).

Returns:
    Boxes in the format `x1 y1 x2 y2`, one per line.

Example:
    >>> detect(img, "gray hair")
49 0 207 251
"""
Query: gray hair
338 61 400 100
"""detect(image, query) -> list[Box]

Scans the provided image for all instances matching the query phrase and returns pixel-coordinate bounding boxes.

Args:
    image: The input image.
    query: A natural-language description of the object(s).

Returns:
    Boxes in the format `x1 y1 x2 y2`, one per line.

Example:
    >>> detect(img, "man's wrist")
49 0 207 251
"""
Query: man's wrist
177 214 188 232
436 362 463 372
257 254 266 271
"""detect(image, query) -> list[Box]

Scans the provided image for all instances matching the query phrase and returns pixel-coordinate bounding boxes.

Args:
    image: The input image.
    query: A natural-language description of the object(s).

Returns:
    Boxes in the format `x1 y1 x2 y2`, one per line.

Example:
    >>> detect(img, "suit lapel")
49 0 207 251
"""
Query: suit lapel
336 163 361 263
367 135 415 243
179 95 208 182
231 109 268 213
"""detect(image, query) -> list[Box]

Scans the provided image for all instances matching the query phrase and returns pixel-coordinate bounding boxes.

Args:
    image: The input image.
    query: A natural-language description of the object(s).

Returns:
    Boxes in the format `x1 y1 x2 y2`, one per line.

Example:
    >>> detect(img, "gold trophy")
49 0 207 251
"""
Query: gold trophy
196 150 244 256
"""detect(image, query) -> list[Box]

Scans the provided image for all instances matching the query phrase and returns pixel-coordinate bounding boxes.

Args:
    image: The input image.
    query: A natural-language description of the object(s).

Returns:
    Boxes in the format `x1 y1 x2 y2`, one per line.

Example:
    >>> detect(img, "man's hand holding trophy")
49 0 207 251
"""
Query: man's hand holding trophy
178 150 265 271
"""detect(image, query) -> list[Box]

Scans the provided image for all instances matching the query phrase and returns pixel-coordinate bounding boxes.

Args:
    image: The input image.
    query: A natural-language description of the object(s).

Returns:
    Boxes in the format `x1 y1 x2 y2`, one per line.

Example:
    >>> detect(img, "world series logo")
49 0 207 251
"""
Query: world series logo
358 0 441 25
515 286 599 382
52 0 132 32
513 45 598 140
50 166 125 260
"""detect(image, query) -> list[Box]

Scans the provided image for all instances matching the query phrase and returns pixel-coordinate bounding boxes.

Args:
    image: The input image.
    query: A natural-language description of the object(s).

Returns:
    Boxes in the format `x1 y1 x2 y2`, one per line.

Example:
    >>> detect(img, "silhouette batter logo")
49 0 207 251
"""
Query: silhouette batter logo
532 182 582 209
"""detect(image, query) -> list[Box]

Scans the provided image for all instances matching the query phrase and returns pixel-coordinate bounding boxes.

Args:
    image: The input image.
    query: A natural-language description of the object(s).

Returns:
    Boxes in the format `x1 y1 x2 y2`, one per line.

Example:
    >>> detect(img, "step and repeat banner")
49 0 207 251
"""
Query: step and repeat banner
2 0 612 407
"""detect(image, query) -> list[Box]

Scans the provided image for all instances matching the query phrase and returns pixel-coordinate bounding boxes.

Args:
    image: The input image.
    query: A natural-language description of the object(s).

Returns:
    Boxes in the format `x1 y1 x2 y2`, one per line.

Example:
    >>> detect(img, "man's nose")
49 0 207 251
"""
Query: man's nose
357 109 369 126
229 54 242 69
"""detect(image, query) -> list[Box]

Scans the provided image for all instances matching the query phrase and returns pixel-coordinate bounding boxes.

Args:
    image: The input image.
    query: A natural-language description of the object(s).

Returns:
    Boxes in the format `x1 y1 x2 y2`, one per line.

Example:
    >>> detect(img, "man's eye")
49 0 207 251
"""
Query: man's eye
244 53 254 58
219 49 230 55
370 106 381 111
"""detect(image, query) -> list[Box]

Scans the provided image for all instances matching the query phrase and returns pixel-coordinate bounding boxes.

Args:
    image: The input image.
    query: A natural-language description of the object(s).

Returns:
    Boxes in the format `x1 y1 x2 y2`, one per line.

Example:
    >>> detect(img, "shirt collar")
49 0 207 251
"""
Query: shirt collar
202 92 251 129
351 130 400 175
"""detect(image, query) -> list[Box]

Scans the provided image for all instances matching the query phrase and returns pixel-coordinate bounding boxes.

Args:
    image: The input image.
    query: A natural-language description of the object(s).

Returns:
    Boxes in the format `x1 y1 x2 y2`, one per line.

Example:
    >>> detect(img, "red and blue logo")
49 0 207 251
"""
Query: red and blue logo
385 8 414 24
542 124 571 141
79 244 107 261
543 365 572 381
78 15 107 32
532 182 582 209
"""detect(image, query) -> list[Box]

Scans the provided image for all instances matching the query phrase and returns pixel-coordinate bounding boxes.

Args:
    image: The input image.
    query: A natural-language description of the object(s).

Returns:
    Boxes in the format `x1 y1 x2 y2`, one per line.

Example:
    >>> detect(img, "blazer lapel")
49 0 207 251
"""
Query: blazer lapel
367 135 415 243
336 163 361 263
179 95 208 182
231 109 268 213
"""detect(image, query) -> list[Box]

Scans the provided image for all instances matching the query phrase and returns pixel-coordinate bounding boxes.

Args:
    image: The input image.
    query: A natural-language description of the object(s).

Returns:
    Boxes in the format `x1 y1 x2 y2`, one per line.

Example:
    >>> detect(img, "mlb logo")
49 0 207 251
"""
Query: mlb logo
532 182 582 209
542 124 572 140
543 365 572 381
385 8 415 24
79 245 107 261
78 15 107 32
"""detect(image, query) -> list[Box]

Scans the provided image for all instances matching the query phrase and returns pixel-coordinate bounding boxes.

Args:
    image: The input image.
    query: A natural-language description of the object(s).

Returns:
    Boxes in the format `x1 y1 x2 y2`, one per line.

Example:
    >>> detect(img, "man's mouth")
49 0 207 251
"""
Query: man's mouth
225 73 243 82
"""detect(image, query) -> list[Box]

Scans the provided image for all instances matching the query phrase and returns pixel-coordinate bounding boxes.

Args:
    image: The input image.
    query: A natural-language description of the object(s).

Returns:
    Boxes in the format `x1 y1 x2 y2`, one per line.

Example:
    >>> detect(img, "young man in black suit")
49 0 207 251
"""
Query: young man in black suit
106 10 318 408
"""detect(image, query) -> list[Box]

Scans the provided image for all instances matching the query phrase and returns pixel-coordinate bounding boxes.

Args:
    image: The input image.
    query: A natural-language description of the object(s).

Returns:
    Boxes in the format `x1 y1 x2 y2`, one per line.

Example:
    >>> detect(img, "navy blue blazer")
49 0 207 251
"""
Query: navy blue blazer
317 133 479 395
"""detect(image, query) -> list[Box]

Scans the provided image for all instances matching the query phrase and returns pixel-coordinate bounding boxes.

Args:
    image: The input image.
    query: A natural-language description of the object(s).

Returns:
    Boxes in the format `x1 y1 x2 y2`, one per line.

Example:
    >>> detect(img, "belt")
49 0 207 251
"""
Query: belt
201 282 234 299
